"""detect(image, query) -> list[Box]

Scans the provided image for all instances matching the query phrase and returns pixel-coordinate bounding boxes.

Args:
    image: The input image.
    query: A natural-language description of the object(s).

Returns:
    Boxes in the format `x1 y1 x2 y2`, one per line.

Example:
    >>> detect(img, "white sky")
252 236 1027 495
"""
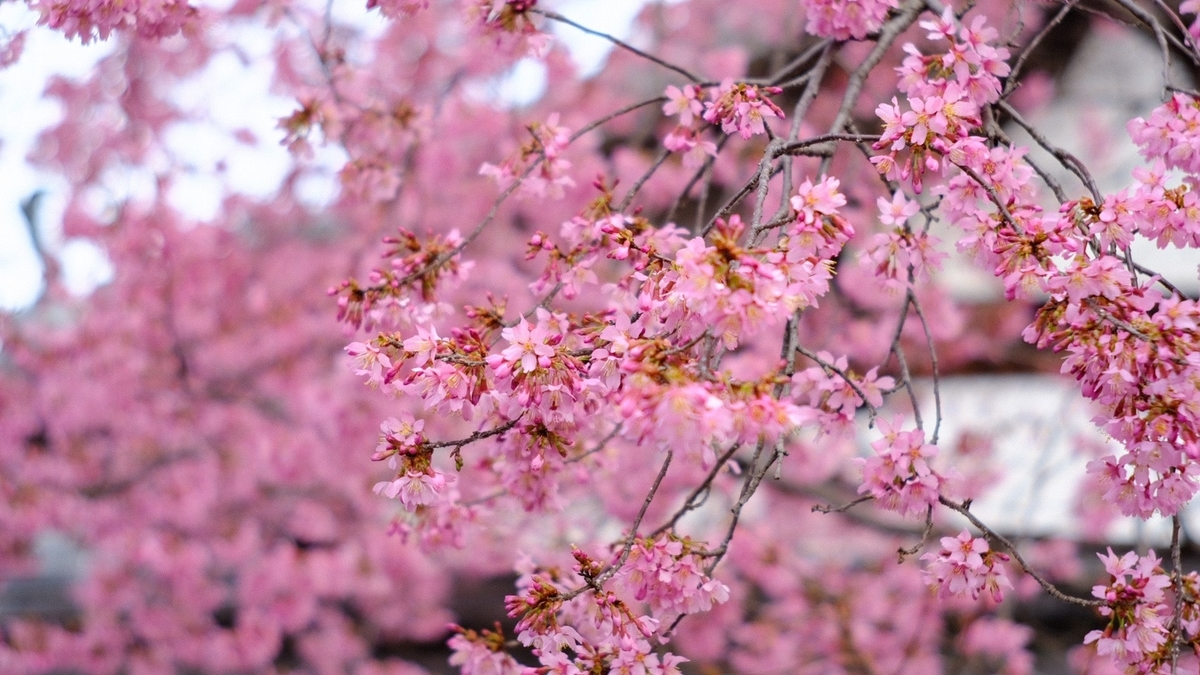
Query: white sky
0 0 656 310
0 3 112 308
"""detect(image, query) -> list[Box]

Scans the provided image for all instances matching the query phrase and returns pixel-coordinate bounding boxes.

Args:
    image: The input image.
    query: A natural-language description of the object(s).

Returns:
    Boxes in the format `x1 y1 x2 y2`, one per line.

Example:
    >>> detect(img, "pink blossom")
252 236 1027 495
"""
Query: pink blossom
662 84 703 126
857 416 944 516
448 629 524 675
493 318 556 375
790 176 847 223
921 530 1011 602
374 469 455 510
346 341 393 388
0 31 26 68
702 81 784 139
803 0 899 40
663 126 717 169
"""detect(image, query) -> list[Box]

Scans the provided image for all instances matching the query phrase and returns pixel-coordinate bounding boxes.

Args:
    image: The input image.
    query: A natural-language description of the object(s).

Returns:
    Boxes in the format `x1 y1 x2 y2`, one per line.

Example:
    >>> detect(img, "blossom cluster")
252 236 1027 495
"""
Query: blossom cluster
864 191 947 288
897 9 1012 105
483 552 691 675
804 0 899 41
481 113 575 200
791 351 892 433
654 213 831 350
335 5 1200 675
615 536 730 617
1083 549 1190 674
1128 93 1200 175
872 8 1013 193
701 81 784 140
30 0 198 43
921 530 1011 602
856 416 944 516
660 80 782 167
468 0 551 57
888 11 1200 528
332 227 471 331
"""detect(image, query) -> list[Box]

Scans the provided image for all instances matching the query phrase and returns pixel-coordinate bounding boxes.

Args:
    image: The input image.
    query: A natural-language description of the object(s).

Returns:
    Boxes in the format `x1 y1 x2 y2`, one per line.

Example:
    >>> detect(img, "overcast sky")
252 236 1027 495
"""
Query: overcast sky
0 0 656 310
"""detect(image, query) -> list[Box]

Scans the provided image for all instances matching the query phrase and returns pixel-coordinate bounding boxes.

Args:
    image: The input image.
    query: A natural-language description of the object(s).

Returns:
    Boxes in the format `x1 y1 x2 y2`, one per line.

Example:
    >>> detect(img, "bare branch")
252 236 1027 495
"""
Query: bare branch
939 496 1102 607
998 100 1102 202
533 9 702 82
908 291 942 444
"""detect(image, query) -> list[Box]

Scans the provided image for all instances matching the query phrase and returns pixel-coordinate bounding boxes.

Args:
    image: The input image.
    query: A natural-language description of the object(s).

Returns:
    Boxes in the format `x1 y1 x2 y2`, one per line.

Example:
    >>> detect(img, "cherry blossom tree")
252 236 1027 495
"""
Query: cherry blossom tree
4 0 1200 674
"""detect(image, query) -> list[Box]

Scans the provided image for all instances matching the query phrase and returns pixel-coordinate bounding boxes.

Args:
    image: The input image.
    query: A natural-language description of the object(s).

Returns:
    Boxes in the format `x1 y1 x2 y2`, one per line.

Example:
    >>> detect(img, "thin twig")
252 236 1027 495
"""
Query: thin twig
665 134 728 227
1132 261 1185 298
795 345 881 423
373 96 666 293
1003 0 1078 97
1109 0 1174 94
813 494 873 514
1086 300 1152 341
701 169 775 236
986 112 1068 203
751 139 785 229
999 100 1101 201
898 505 935 560
756 45 835 244
766 39 835 86
953 162 1023 232
827 0 925 137
533 9 702 82
908 291 942 444
1155 0 1200 64
939 496 1102 607
779 133 880 154
426 418 522 450
699 440 784 574
589 451 675 588
884 293 923 431
618 147 673 212
651 443 742 537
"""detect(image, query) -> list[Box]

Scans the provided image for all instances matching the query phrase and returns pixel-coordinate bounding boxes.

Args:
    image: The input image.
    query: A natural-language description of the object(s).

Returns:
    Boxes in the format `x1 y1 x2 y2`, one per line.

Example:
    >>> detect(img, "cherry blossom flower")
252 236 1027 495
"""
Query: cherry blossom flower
662 84 704 126
804 0 899 40
922 530 1012 602
702 81 784 139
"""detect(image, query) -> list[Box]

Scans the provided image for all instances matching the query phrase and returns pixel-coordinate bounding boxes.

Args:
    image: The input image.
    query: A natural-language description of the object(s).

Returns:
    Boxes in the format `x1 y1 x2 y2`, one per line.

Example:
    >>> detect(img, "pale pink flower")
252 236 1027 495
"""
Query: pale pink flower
373 469 454 510
662 84 703 126
492 318 555 375
921 530 1011 602
804 0 899 40
878 191 920 226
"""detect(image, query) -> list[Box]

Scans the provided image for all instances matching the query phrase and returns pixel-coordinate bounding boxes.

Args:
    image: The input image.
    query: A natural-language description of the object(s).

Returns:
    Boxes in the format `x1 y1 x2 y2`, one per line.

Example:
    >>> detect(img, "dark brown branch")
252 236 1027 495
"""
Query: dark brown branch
426 418 521 451
1172 515 1185 672
1003 0 1078 97
699 440 784 574
827 0 925 137
766 38 835 87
